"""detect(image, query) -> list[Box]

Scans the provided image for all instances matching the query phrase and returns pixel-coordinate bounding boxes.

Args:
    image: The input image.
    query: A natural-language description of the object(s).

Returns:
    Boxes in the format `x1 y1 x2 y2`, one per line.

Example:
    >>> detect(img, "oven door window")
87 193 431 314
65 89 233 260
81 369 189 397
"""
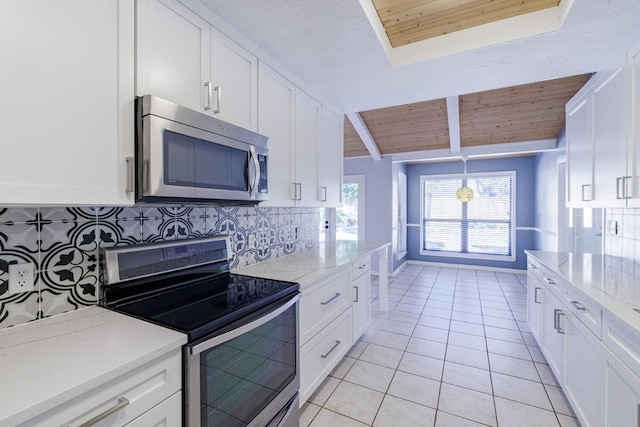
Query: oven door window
199 303 297 426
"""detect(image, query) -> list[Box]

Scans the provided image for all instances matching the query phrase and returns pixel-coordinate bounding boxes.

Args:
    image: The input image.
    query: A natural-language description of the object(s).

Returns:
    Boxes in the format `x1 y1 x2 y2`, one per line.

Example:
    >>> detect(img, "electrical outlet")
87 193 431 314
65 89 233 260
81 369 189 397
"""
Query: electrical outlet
9 263 35 294
607 220 618 235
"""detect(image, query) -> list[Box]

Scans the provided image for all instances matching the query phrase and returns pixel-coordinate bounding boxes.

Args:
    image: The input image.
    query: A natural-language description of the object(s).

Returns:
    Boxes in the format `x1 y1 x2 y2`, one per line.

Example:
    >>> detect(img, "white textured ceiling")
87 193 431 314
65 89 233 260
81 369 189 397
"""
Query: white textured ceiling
197 0 640 114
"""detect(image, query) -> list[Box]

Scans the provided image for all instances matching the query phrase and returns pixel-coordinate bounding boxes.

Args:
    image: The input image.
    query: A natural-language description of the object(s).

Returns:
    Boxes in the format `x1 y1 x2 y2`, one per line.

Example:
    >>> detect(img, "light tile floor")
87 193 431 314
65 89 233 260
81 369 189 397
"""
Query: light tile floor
300 265 581 427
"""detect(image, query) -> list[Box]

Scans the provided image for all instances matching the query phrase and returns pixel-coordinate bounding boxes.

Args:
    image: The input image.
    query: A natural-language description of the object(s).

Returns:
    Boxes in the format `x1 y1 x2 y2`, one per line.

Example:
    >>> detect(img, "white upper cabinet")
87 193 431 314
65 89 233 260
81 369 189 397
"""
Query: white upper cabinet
258 62 296 207
319 108 344 207
627 42 640 206
136 0 258 131
294 90 322 207
566 65 629 207
0 0 135 206
136 0 210 113
210 30 258 131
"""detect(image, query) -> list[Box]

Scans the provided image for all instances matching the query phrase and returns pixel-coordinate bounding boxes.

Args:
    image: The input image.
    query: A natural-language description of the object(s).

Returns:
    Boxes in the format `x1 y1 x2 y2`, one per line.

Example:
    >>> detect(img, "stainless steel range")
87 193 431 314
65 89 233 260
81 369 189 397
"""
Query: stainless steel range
101 236 300 427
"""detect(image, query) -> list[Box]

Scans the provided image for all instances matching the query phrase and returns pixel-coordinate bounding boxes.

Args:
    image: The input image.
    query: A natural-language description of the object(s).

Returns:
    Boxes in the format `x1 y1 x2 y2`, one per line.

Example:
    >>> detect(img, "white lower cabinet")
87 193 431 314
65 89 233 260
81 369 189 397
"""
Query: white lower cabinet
604 347 640 427
541 287 565 380
564 312 602 427
20 349 182 427
526 271 544 342
351 255 371 342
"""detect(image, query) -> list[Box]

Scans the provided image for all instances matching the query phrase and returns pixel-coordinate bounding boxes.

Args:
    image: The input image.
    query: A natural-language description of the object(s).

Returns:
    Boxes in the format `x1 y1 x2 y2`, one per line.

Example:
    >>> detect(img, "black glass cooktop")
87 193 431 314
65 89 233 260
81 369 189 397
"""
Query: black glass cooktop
108 272 298 341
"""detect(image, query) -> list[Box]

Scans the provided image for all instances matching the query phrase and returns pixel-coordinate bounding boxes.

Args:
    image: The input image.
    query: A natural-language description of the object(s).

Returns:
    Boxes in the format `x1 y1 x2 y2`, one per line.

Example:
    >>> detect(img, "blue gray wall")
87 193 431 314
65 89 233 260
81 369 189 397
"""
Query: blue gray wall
406 157 536 270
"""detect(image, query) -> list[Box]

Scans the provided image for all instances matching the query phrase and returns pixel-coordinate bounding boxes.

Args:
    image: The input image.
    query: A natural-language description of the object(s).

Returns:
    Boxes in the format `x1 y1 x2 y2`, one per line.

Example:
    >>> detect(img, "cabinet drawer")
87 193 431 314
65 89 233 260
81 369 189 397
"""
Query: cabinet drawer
300 269 351 344
125 391 182 427
352 256 371 280
603 311 640 379
562 286 602 339
21 349 181 427
300 308 352 403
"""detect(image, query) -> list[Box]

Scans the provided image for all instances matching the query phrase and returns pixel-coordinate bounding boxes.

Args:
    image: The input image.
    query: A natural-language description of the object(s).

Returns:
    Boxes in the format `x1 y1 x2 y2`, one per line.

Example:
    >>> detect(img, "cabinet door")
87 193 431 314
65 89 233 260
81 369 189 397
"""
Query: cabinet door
564 312 602 427
527 273 543 344
294 90 321 207
591 66 629 205
628 44 640 205
319 108 344 207
352 273 370 342
604 348 640 427
0 0 134 205
136 0 210 113
125 392 182 427
211 30 258 131
257 63 295 207
566 94 593 207
541 288 564 382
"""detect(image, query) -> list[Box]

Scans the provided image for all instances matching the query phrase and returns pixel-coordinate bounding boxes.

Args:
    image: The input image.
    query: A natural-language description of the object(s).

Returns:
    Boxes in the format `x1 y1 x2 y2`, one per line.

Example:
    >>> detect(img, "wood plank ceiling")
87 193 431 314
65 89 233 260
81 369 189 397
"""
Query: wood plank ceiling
344 74 591 158
371 0 561 48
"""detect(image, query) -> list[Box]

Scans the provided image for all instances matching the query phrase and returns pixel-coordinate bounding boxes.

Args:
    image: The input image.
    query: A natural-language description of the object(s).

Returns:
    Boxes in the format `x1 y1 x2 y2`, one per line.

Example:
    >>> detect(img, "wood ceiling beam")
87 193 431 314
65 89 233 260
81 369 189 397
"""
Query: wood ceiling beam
446 96 461 155
346 112 382 161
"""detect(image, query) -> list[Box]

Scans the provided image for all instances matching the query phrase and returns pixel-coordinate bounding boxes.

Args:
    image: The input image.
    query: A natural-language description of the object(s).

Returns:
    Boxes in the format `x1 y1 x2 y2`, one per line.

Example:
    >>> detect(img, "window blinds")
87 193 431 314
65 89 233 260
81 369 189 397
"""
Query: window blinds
421 172 514 258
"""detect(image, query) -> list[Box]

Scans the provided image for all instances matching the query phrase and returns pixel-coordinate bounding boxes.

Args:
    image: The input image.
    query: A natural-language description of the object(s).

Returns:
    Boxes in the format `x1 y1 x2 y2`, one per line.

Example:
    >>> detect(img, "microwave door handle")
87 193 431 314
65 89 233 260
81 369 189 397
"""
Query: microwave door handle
248 146 260 196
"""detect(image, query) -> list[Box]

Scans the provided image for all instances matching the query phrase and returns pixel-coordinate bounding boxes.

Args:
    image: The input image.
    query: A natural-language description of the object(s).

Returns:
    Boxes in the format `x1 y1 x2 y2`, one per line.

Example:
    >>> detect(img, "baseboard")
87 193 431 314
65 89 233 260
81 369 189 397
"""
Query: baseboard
406 260 526 274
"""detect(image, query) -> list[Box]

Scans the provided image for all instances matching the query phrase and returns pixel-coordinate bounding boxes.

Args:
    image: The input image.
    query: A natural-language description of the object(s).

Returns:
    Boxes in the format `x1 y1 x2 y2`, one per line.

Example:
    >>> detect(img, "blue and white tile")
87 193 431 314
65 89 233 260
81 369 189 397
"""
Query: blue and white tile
0 208 38 224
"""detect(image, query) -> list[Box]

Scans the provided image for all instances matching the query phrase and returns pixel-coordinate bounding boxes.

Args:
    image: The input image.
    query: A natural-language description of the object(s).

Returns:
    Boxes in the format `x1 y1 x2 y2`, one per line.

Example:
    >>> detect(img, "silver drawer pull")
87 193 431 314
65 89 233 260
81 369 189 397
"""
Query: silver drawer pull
534 287 541 304
321 293 341 305
358 264 367 270
528 263 538 269
571 300 586 311
544 277 555 285
77 397 129 427
354 285 359 303
320 340 341 359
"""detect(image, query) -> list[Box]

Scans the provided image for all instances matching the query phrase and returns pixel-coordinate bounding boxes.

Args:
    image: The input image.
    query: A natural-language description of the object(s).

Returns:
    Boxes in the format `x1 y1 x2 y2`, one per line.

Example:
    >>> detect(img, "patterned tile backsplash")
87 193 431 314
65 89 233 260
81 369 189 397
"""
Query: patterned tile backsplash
0 206 319 330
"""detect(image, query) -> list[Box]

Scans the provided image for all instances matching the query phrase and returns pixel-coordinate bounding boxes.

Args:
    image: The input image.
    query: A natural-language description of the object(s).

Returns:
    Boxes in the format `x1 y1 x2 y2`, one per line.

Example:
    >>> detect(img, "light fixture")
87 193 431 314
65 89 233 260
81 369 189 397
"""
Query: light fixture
456 156 474 202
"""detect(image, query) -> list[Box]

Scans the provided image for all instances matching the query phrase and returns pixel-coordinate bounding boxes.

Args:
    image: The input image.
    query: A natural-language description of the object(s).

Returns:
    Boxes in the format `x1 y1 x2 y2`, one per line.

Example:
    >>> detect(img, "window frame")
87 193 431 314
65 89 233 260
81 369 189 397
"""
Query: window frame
419 171 516 262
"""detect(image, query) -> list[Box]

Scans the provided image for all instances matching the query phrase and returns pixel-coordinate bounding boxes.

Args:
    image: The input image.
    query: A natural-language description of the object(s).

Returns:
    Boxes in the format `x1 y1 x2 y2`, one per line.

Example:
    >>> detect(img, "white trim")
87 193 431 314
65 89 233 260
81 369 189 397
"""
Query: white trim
406 260 526 274
346 113 381 161
407 223 420 228
446 96 461 155
391 139 557 163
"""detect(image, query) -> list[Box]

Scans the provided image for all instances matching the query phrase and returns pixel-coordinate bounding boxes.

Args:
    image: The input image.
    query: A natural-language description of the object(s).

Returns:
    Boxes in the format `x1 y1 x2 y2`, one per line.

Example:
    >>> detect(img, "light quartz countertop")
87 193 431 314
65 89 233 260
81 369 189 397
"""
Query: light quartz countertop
0 305 186 426
233 240 390 288
525 250 640 332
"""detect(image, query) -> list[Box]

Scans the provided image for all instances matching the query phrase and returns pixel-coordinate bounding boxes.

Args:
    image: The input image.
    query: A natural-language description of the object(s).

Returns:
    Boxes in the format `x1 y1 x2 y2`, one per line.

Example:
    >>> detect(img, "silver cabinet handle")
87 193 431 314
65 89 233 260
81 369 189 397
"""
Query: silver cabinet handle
320 340 341 359
292 182 298 201
213 85 221 114
581 184 593 201
624 176 632 199
204 81 212 110
297 183 302 201
125 157 134 194
321 293 341 305
571 300 586 311
77 397 129 427
617 177 623 199
353 285 359 303
554 309 566 334
248 146 259 196
534 287 541 304
358 264 367 270
321 186 327 202
544 277 555 285
528 263 538 269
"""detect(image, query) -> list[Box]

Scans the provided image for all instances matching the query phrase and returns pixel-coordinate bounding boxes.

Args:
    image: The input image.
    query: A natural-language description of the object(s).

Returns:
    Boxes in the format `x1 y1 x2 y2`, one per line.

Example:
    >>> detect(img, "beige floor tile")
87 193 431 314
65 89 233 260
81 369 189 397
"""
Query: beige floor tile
489 353 540 381
399 296 427 306
413 324 450 343
557 413 581 427
486 338 532 360
435 411 489 426
482 307 515 319
394 303 424 314
324 381 384 425
453 303 483 315
309 408 369 427
442 361 493 394
347 340 368 358
359 343 404 369
544 384 575 416
451 311 484 324
308 376 340 406
527 345 548 363
329 356 357 380
387 370 440 408
449 320 485 336
491 372 553 411
483 315 519 330
426 300 453 310
534 362 559 386
445 344 489 370
398 351 444 381
423 307 453 320
405 336 447 360
379 319 416 336
300 403 321 427
418 315 451 330
448 331 487 351
483 325 525 344
494 397 560 427
344 359 395 393
385 310 420 324
368 329 411 351
373 395 436 427
438 383 496 426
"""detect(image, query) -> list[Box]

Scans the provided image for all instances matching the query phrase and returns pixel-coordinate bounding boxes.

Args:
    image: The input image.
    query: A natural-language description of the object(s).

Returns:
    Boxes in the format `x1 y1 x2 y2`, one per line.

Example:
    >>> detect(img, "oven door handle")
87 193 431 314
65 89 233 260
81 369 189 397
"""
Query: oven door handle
189 294 300 356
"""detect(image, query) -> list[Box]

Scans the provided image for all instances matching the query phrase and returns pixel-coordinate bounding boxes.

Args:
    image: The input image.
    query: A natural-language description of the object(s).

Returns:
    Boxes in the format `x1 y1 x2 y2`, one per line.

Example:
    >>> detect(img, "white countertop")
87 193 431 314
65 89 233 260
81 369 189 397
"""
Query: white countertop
526 250 640 332
0 306 187 426
233 240 390 287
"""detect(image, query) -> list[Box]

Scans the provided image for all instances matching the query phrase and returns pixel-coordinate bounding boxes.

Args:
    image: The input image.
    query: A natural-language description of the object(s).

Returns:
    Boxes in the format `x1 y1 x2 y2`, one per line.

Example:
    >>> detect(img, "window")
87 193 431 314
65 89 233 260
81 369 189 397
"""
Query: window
396 172 407 257
420 171 515 261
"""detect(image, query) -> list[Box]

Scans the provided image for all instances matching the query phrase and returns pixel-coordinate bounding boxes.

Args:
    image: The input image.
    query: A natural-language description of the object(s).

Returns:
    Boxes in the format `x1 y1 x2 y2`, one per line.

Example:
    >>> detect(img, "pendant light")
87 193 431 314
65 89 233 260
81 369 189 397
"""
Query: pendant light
456 156 474 202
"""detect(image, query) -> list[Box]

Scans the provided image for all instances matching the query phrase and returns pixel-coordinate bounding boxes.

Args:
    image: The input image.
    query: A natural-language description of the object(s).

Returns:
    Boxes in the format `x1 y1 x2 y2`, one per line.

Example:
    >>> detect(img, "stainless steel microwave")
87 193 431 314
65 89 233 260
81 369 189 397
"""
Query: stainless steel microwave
135 95 268 204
